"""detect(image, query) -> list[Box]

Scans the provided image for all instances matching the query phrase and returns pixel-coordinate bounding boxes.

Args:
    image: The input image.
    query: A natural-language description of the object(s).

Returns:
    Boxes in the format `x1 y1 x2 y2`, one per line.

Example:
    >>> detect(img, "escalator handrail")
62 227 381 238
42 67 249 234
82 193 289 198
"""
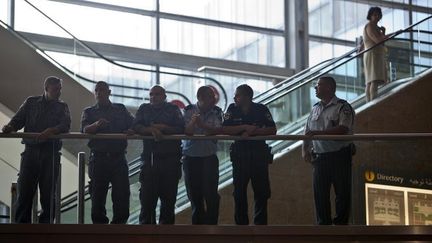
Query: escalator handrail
254 48 359 103
252 54 355 101
22 0 228 109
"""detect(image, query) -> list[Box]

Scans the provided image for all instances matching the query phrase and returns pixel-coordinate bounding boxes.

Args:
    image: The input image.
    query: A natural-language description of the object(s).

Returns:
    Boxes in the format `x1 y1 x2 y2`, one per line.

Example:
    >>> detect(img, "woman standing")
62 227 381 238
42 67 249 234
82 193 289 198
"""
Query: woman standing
363 7 388 102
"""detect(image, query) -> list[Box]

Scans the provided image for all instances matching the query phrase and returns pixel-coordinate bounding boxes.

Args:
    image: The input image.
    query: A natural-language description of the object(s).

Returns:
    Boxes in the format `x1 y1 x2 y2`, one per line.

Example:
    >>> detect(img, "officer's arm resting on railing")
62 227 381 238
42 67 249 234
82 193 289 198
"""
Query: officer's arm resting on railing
249 126 277 136
133 124 155 135
152 123 184 135
221 125 249 135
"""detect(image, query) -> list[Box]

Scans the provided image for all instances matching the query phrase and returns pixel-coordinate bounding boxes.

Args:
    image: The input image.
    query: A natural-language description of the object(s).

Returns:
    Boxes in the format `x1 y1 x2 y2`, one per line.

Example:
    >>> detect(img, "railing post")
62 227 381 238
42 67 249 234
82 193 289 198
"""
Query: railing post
7 0 15 29
77 152 85 224
32 190 38 223
10 182 17 223
55 162 62 224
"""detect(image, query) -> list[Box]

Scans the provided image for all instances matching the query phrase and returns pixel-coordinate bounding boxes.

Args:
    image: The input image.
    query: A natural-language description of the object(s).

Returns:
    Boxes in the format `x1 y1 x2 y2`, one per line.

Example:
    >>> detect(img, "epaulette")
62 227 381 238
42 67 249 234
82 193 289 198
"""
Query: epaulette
57 99 68 104
337 99 348 104
227 103 236 110
112 103 125 108
83 105 94 111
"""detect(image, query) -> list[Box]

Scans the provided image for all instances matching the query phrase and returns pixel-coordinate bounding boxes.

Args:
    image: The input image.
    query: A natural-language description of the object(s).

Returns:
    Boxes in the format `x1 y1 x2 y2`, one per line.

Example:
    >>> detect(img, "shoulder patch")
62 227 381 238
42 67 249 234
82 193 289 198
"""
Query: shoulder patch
223 112 231 120
342 106 352 115
265 112 273 121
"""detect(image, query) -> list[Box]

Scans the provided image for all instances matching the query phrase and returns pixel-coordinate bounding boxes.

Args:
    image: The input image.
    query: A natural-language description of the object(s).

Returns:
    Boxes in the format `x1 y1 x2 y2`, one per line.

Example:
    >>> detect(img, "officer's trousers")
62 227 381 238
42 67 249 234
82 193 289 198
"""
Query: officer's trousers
88 152 130 224
312 146 352 225
15 144 60 223
183 154 220 225
139 153 181 224
231 144 271 225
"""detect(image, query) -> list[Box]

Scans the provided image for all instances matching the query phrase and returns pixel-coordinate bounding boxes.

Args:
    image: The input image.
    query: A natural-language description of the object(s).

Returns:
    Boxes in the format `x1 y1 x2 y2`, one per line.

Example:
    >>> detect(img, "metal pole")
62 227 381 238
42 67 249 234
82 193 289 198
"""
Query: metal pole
32 190 38 223
77 152 85 224
55 162 62 224
7 0 15 29
10 182 17 223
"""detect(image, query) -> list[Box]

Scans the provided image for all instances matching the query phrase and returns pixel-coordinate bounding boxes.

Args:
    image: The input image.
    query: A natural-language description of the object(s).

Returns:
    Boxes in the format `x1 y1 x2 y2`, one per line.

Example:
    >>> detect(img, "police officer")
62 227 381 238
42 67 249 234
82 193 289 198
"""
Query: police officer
182 86 223 225
81 81 134 224
302 76 355 225
133 85 184 224
222 84 276 225
2 76 71 223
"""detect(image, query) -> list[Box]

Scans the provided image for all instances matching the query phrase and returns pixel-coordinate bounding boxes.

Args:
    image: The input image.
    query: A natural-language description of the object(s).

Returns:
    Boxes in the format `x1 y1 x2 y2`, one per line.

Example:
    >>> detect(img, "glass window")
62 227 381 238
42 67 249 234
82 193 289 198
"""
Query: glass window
160 19 284 67
160 0 284 29
82 0 156 10
412 0 432 7
308 41 352 67
0 0 8 24
47 51 155 106
380 9 409 34
309 0 410 41
15 0 153 49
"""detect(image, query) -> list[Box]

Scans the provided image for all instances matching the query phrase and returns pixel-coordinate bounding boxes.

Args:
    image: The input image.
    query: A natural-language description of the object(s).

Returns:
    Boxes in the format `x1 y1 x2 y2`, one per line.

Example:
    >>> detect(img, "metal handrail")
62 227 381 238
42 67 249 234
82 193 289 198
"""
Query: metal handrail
1 132 432 141
252 54 354 101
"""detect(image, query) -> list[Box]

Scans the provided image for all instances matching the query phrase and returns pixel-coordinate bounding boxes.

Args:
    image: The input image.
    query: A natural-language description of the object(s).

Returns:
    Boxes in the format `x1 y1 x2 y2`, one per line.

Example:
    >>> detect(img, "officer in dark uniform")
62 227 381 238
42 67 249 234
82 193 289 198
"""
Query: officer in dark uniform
133 85 184 224
2 76 71 223
81 81 134 224
302 76 355 225
222 84 276 225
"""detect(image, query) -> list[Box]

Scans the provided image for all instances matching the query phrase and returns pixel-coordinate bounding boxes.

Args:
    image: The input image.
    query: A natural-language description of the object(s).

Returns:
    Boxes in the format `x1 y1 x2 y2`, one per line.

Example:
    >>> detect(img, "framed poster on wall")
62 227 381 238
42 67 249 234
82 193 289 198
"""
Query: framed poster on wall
365 183 432 225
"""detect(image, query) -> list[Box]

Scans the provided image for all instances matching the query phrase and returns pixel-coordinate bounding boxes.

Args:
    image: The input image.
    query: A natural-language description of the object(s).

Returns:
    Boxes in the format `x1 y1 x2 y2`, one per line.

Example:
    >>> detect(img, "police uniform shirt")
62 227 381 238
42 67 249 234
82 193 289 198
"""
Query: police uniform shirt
182 104 223 157
81 102 134 152
133 102 184 155
304 96 354 154
8 95 71 147
223 102 276 145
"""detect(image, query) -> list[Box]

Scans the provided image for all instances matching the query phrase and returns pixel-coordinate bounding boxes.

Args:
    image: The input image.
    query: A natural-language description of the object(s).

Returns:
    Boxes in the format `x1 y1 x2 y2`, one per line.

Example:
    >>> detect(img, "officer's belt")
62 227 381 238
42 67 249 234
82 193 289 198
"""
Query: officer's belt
313 145 350 157
91 151 125 157
233 140 266 146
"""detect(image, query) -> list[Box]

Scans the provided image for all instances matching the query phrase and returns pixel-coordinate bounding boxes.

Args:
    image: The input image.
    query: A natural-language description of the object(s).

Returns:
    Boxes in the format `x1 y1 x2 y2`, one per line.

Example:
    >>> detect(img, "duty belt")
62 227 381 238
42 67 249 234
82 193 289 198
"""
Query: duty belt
313 145 350 157
91 151 125 157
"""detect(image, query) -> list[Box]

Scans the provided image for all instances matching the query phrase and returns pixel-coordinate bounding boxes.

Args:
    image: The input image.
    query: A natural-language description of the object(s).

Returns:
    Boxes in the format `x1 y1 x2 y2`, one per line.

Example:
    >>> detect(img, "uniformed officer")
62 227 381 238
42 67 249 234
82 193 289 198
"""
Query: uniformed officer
302 76 355 225
222 84 276 225
2 76 71 223
81 81 134 224
182 86 223 225
133 85 184 224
